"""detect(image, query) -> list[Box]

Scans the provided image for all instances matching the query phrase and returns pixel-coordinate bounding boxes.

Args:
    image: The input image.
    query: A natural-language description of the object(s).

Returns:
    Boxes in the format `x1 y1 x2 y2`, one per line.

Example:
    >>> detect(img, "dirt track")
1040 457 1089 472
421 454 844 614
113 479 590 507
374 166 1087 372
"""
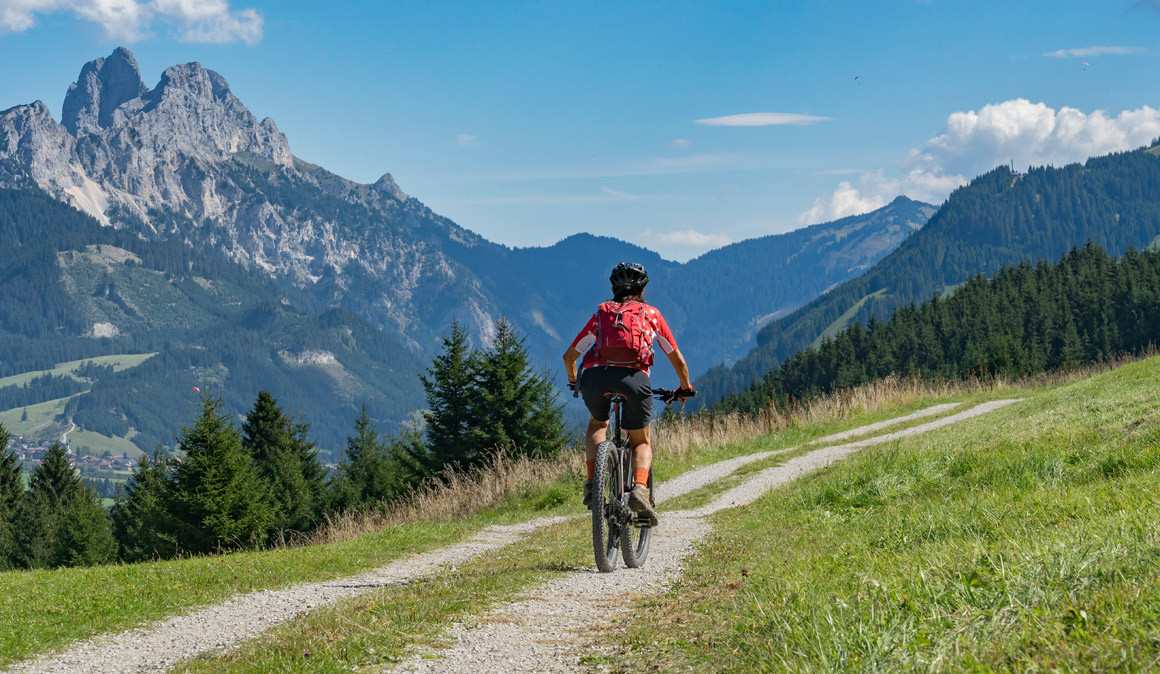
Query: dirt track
6 401 1009 674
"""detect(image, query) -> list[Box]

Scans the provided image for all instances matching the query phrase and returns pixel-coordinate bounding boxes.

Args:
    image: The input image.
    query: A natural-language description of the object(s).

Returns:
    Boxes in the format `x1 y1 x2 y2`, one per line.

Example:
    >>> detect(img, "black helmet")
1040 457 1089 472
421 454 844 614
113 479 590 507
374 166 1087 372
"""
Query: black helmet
610 262 649 291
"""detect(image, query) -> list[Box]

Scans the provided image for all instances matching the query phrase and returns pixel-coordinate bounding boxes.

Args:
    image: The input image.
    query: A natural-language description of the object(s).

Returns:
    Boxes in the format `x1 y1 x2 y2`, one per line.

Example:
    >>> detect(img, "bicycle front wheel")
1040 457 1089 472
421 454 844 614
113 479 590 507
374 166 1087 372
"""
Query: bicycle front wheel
591 440 621 573
620 465 654 568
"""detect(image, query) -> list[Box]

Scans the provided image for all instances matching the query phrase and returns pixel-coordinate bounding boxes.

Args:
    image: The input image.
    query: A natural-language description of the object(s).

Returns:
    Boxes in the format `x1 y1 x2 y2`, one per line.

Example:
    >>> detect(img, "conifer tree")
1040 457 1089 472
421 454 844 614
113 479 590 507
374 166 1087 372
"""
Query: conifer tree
0 424 21 569
470 318 567 460
419 321 480 473
330 405 401 510
14 443 116 568
169 393 273 553
111 451 177 562
242 391 325 535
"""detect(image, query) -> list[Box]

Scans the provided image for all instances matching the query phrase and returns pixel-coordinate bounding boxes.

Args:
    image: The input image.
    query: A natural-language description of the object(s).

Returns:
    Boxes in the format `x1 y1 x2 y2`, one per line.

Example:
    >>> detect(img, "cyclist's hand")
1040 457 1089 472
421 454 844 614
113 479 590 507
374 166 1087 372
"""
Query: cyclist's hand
675 387 697 401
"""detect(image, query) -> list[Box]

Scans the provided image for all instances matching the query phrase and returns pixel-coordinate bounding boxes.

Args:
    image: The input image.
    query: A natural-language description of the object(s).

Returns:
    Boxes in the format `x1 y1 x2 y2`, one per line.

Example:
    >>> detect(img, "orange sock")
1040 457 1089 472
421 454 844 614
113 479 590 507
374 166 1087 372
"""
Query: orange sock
633 468 650 487
586 459 596 481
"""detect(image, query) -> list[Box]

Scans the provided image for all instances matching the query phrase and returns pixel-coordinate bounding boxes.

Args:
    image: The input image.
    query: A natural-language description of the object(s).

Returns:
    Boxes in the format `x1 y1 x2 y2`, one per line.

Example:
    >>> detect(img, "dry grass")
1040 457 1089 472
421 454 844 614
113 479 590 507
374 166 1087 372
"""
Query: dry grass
309 349 1156 546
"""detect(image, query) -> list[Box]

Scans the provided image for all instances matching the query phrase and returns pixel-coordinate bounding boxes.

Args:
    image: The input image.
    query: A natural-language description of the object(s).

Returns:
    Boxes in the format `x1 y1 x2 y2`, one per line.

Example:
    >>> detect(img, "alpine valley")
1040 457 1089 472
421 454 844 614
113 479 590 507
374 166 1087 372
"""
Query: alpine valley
0 47 933 457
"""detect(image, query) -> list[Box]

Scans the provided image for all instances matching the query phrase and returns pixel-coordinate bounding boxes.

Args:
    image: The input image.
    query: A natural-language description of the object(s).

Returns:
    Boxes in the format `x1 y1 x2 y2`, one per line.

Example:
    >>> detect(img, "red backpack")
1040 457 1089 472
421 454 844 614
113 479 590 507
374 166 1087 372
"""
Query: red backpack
594 301 653 367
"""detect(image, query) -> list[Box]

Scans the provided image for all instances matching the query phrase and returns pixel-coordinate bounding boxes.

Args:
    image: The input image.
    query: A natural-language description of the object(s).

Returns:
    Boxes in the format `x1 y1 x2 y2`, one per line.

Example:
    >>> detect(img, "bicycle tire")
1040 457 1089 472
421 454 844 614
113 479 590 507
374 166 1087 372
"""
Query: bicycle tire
591 440 621 573
620 465 654 567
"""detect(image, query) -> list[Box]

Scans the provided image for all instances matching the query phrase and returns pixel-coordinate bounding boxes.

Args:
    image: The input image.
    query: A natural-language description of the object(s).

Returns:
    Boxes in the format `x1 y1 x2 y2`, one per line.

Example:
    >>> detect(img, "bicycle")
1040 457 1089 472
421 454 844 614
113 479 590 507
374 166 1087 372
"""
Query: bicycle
588 387 694 573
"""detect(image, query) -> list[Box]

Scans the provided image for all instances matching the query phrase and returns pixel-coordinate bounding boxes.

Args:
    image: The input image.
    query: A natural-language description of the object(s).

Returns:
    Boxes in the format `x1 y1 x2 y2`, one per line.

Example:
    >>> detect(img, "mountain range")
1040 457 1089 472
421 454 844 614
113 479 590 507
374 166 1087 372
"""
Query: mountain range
0 47 932 454
697 146 1160 404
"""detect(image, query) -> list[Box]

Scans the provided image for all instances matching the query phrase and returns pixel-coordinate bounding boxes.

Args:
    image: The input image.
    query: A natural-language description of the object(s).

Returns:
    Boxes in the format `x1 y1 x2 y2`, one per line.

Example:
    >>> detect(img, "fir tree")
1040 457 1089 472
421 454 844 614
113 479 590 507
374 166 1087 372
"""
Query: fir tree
242 391 324 535
169 393 274 553
0 424 20 569
329 405 401 510
419 321 480 473
470 318 567 460
111 451 177 562
14 443 116 568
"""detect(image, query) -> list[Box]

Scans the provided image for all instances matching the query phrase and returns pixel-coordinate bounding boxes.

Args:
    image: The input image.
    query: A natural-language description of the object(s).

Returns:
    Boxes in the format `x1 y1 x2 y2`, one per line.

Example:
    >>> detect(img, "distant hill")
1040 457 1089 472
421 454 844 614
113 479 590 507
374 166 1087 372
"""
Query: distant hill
696 147 1160 403
0 188 422 458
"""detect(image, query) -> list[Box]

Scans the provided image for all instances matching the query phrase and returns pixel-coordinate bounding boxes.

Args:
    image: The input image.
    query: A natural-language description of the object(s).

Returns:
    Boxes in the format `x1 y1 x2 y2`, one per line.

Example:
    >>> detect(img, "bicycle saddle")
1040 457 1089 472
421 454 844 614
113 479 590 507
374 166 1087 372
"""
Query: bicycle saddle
602 392 627 402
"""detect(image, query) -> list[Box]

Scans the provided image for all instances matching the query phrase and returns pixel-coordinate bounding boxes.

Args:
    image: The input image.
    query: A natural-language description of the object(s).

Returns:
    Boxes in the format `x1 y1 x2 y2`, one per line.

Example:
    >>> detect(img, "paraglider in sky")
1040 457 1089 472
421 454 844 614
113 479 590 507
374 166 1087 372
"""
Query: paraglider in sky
192 386 201 393
854 75 862 84
1081 61 1089 70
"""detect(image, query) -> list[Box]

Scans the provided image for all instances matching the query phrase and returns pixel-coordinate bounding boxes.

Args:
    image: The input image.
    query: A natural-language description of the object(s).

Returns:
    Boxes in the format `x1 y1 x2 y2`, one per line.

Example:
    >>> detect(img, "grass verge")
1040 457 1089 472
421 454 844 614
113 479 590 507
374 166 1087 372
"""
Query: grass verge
604 356 1160 671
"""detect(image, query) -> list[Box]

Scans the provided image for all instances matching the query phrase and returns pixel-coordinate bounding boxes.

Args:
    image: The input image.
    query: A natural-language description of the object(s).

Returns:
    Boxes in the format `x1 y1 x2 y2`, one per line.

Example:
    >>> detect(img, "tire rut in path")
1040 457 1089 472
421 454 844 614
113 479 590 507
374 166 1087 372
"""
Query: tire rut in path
392 399 1020 673
3 402 967 674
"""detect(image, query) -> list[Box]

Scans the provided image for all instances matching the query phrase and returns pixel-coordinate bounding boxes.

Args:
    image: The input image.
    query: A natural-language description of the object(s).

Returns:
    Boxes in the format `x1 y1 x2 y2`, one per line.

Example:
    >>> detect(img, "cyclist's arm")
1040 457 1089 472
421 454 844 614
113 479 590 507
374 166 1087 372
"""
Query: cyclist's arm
665 349 693 390
563 347 582 384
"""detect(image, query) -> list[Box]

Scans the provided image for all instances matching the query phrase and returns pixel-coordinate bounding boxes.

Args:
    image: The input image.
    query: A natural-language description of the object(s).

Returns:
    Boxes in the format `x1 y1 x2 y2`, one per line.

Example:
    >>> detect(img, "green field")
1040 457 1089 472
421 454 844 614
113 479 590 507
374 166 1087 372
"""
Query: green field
810 288 888 348
0 353 155 389
0 395 79 437
0 353 156 445
607 357 1160 671
68 428 144 459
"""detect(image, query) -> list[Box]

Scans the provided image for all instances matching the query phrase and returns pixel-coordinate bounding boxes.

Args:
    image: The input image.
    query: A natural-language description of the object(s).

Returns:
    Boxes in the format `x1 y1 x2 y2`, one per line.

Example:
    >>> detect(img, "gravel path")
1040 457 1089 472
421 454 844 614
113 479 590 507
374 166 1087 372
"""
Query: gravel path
4 401 981 674
392 399 1020 673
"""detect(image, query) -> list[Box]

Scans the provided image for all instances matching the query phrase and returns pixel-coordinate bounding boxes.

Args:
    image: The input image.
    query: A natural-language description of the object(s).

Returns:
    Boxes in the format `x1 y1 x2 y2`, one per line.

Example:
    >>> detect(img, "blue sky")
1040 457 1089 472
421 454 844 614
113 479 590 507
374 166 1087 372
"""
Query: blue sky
2 1 1160 260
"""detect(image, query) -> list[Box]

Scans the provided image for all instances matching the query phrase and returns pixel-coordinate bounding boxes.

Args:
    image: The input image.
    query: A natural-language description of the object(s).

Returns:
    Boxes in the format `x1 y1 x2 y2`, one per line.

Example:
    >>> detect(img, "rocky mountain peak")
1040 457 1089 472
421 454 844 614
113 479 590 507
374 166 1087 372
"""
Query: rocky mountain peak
61 46 147 137
373 172 408 201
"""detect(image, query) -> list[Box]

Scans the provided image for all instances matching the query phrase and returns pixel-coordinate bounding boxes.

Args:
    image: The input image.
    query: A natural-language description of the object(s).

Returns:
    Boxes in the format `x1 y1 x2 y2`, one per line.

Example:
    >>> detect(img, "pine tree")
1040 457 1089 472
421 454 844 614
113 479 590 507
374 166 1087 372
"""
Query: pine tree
242 391 324 535
330 405 411 511
419 322 480 473
14 443 116 568
471 318 567 460
169 393 274 553
0 424 21 569
111 451 177 562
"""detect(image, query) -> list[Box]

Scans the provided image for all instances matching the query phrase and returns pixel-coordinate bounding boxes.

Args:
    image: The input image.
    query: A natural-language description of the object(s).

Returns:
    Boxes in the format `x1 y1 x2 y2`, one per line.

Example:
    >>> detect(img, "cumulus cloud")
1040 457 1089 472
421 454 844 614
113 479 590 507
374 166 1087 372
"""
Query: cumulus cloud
800 99 1160 225
1044 45 1146 58
0 0 262 44
456 133 480 148
694 112 831 127
638 228 732 249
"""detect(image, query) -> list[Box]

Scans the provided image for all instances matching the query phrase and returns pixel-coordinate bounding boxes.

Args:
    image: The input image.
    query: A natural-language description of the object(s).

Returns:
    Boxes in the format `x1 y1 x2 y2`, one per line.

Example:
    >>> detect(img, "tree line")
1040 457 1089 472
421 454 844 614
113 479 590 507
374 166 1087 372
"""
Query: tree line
718 244 1160 414
0 318 565 569
698 146 1160 403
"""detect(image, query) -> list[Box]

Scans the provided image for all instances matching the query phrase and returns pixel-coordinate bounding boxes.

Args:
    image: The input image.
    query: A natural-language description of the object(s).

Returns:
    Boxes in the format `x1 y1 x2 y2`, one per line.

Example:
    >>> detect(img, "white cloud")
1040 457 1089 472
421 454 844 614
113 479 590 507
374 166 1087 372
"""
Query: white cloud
456 133 480 148
669 138 690 148
0 0 262 44
694 112 831 127
800 99 1160 225
1044 45 1146 58
638 228 732 249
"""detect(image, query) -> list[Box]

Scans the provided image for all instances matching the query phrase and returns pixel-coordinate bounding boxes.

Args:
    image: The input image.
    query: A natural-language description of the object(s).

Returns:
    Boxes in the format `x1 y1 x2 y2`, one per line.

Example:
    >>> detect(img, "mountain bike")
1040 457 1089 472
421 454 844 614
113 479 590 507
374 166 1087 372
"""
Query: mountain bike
590 387 693 573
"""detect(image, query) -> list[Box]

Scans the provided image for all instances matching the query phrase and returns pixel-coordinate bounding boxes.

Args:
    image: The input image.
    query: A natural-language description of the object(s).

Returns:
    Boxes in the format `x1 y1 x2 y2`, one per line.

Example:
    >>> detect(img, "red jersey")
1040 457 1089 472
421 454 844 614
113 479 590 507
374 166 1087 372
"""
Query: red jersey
569 302 678 374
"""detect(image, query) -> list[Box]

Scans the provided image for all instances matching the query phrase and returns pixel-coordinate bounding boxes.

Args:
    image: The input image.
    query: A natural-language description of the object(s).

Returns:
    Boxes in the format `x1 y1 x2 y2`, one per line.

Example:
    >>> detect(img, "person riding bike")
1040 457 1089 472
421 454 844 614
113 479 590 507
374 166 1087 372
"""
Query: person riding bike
563 262 695 523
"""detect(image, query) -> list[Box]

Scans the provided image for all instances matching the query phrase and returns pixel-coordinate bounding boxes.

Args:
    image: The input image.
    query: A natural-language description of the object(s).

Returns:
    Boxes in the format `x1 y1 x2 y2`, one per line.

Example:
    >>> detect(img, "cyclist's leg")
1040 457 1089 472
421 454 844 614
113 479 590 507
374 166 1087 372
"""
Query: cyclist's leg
627 426 651 486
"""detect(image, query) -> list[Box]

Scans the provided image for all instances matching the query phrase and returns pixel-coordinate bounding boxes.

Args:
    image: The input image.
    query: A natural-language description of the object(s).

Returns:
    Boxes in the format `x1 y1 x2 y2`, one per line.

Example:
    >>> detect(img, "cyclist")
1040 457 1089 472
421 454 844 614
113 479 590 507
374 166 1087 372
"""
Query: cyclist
563 262 695 523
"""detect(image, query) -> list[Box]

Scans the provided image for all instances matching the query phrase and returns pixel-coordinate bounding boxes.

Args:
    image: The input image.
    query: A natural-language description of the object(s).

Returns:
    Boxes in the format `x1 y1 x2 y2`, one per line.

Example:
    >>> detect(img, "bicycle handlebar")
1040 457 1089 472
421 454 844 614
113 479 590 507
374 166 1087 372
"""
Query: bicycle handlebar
652 387 697 404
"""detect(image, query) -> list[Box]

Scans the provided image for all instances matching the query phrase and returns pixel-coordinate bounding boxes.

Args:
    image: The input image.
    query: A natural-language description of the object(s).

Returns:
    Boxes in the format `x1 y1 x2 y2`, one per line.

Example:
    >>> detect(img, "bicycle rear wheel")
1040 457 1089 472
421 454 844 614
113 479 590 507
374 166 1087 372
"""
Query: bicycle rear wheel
591 440 621 573
620 466 654 567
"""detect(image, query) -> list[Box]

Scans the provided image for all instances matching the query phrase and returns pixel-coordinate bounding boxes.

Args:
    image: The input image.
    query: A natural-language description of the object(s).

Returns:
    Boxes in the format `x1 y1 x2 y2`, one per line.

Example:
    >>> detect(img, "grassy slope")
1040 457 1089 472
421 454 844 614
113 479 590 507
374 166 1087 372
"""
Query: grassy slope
0 395 79 437
810 289 887 348
0 353 155 389
608 356 1160 672
169 391 1023 672
0 389 993 669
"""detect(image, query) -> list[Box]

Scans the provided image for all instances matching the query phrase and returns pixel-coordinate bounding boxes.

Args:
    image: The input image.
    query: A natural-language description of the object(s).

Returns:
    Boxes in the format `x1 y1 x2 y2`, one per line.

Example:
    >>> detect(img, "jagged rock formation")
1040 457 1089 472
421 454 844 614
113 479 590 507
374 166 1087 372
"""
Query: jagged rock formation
61 46 148 136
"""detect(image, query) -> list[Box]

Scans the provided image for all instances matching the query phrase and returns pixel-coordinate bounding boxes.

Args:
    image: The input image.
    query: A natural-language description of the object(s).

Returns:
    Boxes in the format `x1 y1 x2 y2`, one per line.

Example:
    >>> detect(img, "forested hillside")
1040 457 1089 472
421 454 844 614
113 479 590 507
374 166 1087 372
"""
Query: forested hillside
718 244 1160 413
0 189 422 455
698 146 1160 403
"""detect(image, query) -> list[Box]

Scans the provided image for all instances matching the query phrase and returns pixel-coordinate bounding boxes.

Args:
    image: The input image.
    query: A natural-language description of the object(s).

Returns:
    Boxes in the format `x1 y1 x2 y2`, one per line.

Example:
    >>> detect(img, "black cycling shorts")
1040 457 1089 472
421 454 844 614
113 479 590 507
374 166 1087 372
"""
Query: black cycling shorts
579 366 653 430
